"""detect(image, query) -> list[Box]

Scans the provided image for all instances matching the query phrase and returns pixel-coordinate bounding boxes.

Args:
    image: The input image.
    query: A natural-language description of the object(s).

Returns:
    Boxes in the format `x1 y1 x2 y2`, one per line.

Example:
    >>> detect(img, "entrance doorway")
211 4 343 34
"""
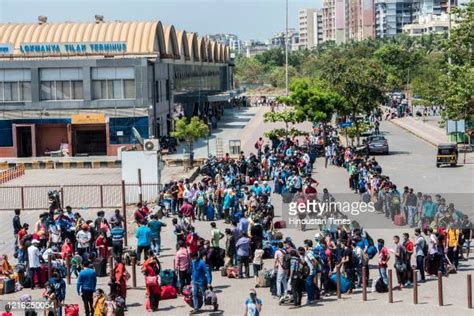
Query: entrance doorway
17 126 33 157
73 125 107 156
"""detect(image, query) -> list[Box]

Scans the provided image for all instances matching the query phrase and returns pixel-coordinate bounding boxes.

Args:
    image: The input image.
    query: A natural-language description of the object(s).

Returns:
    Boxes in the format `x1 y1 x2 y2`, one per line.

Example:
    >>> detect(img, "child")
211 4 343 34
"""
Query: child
71 254 82 278
104 294 117 316
1 304 12 316
204 286 218 311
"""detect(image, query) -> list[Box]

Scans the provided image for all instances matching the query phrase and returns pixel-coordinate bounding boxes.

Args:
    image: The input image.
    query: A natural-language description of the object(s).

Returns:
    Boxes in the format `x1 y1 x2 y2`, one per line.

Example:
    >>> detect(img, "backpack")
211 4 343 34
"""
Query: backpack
420 237 428 256
281 250 291 270
254 142 259 149
392 195 400 205
375 277 388 293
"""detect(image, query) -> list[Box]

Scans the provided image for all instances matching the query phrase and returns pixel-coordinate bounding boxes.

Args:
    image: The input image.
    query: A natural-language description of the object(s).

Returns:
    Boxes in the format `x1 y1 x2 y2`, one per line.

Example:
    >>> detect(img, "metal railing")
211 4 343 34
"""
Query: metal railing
0 182 162 211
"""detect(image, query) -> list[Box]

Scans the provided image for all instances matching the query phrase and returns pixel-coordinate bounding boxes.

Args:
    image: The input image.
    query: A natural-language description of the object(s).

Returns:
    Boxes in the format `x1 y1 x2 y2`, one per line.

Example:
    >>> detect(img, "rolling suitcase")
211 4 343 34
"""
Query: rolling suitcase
274 221 286 229
93 258 107 277
160 269 176 286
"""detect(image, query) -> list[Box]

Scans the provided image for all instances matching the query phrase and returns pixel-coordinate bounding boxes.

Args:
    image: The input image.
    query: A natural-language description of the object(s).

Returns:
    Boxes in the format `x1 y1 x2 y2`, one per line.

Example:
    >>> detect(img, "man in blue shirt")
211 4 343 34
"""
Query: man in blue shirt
135 222 151 264
147 214 167 255
111 223 125 261
190 252 211 314
50 272 66 316
77 261 97 316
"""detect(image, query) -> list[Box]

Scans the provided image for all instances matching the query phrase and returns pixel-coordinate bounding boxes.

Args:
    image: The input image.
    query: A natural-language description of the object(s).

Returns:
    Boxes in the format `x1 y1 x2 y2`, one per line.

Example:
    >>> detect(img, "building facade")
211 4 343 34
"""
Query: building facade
403 12 450 35
299 8 318 49
0 18 232 158
313 10 325 47
375 0 420 38
348 0 376 41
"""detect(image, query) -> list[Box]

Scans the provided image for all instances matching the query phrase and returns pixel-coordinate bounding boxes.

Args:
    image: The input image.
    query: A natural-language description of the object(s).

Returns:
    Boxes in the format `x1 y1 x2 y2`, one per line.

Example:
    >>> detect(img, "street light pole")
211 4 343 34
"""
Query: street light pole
285 0 289 96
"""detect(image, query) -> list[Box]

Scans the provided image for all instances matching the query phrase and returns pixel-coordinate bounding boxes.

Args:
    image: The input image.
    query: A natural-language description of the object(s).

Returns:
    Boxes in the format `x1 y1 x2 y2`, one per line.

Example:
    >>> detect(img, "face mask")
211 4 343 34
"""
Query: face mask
377 243 383 251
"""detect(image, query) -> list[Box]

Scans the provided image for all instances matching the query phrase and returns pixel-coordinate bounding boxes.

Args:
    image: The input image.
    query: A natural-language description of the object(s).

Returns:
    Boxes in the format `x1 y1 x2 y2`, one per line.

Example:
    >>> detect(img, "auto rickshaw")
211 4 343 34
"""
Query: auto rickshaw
436 143 458 167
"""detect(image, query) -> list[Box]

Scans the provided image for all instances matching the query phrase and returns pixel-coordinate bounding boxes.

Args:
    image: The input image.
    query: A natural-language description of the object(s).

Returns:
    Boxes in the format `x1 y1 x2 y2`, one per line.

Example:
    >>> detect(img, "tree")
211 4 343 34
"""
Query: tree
440 65 474 122
171 116 209 164
321 56 386 144
266 65 297 88
282 78 345 123
263 109 305 139
234 56 265 85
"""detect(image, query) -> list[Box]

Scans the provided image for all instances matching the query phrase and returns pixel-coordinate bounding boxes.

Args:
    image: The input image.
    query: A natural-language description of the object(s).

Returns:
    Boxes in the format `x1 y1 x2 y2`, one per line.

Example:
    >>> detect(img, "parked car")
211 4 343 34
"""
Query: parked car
365 135 389 155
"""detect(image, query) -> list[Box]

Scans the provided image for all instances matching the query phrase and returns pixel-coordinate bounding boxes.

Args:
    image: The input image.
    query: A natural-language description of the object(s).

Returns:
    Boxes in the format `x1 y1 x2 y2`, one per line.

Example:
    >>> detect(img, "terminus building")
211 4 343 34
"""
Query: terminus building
0 16 233 158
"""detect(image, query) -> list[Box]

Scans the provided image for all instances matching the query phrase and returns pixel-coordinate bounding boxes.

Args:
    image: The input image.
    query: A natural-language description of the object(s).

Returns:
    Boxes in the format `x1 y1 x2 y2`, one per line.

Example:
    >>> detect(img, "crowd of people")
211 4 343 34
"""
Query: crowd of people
3 118 472 315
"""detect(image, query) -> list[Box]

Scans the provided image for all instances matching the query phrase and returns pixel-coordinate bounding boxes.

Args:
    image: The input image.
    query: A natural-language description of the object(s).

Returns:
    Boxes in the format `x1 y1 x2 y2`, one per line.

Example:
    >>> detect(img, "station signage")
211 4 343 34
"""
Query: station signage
71 113 107 125
18 42 127 54
0 43 13 54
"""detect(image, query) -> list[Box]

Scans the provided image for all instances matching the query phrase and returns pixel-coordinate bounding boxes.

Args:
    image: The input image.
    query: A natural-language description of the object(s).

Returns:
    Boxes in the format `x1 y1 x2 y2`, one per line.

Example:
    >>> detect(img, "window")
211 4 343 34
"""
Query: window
91 67 135 100
40 68 83 100
0 69 31 102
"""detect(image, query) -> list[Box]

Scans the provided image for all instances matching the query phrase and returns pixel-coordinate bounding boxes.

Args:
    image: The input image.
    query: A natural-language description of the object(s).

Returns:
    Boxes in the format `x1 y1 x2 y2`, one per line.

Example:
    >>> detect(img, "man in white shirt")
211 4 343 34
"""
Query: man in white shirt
28 239 41 288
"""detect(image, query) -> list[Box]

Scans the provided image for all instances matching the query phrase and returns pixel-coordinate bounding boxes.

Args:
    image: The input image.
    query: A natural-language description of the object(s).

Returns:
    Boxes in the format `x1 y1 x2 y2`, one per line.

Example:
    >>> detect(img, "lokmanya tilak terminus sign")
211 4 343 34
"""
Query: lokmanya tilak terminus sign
0 42 127 54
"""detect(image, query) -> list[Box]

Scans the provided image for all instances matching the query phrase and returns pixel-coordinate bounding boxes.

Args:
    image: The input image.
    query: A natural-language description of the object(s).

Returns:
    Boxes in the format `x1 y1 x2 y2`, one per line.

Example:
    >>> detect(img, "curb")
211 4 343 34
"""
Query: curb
390 119 438 147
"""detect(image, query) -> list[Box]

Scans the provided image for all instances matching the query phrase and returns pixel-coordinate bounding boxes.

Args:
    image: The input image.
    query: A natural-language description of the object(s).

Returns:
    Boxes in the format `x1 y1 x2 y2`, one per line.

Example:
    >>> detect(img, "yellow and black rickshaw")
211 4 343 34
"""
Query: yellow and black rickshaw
436 143 458 167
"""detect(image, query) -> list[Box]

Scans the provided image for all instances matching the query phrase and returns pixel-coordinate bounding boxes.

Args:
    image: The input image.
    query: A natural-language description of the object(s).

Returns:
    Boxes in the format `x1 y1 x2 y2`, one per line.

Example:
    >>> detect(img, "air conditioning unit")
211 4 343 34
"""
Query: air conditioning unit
143 139 159 152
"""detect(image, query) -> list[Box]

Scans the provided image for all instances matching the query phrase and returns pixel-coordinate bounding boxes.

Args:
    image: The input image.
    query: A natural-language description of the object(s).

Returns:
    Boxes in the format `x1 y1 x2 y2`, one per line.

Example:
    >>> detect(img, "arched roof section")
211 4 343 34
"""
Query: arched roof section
212 42 218 63
163 25 180 59
225 46 230 62
207 40 214 63
219 44 225 63
187 32 199 62
155 21 166 56
0 21 161 55
177 31 190 61
197 37 207 62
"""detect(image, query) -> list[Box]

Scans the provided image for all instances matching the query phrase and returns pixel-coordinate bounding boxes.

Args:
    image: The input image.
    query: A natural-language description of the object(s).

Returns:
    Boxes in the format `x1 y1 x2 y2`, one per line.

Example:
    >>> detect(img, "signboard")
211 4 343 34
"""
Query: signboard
447 119 465 134
339 121 353 128
19 42 127 54
0 43 13 54
71 113 107 125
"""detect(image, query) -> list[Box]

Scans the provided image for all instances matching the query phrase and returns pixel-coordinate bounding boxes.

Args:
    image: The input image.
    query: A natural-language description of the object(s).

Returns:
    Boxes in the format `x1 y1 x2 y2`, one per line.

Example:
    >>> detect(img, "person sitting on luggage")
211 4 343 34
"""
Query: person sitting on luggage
0 254 13 277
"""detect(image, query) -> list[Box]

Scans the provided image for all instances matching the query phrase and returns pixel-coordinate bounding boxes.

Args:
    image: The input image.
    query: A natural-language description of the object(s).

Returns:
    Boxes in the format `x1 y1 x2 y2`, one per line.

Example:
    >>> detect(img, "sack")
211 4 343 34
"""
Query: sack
329 273 351 293
160 269 176 286
362 192 371 203
392 196 400 205
145 276 158 287
375 277 388 293
366 245 377 259
227 266 238 278
220 266 227 277
64 304 79 316
183 285 202 309
93 258 108 277
394 214 405 226
160 285 178 300
254 142 259 149
274 220 286 229
258 269 270 288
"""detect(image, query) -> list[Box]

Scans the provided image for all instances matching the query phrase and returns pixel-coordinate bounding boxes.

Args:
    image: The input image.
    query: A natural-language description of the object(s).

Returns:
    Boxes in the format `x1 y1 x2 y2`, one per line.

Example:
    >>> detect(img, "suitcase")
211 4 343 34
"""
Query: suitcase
160 269 176 286
183 285 203 309
160 285 178 300
3 278 15 294
394 214 406 226
38 265 48 287
220 266 227 277
93 258 107 277
274 220 286 229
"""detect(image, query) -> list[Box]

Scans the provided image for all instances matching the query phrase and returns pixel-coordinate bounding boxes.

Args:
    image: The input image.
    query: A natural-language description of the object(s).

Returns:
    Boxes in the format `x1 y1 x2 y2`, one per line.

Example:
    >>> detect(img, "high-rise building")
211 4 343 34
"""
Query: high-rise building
348 0 376 40
375 0 420 38
322 0 336 42
313 10 325 46
299 8 318 49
